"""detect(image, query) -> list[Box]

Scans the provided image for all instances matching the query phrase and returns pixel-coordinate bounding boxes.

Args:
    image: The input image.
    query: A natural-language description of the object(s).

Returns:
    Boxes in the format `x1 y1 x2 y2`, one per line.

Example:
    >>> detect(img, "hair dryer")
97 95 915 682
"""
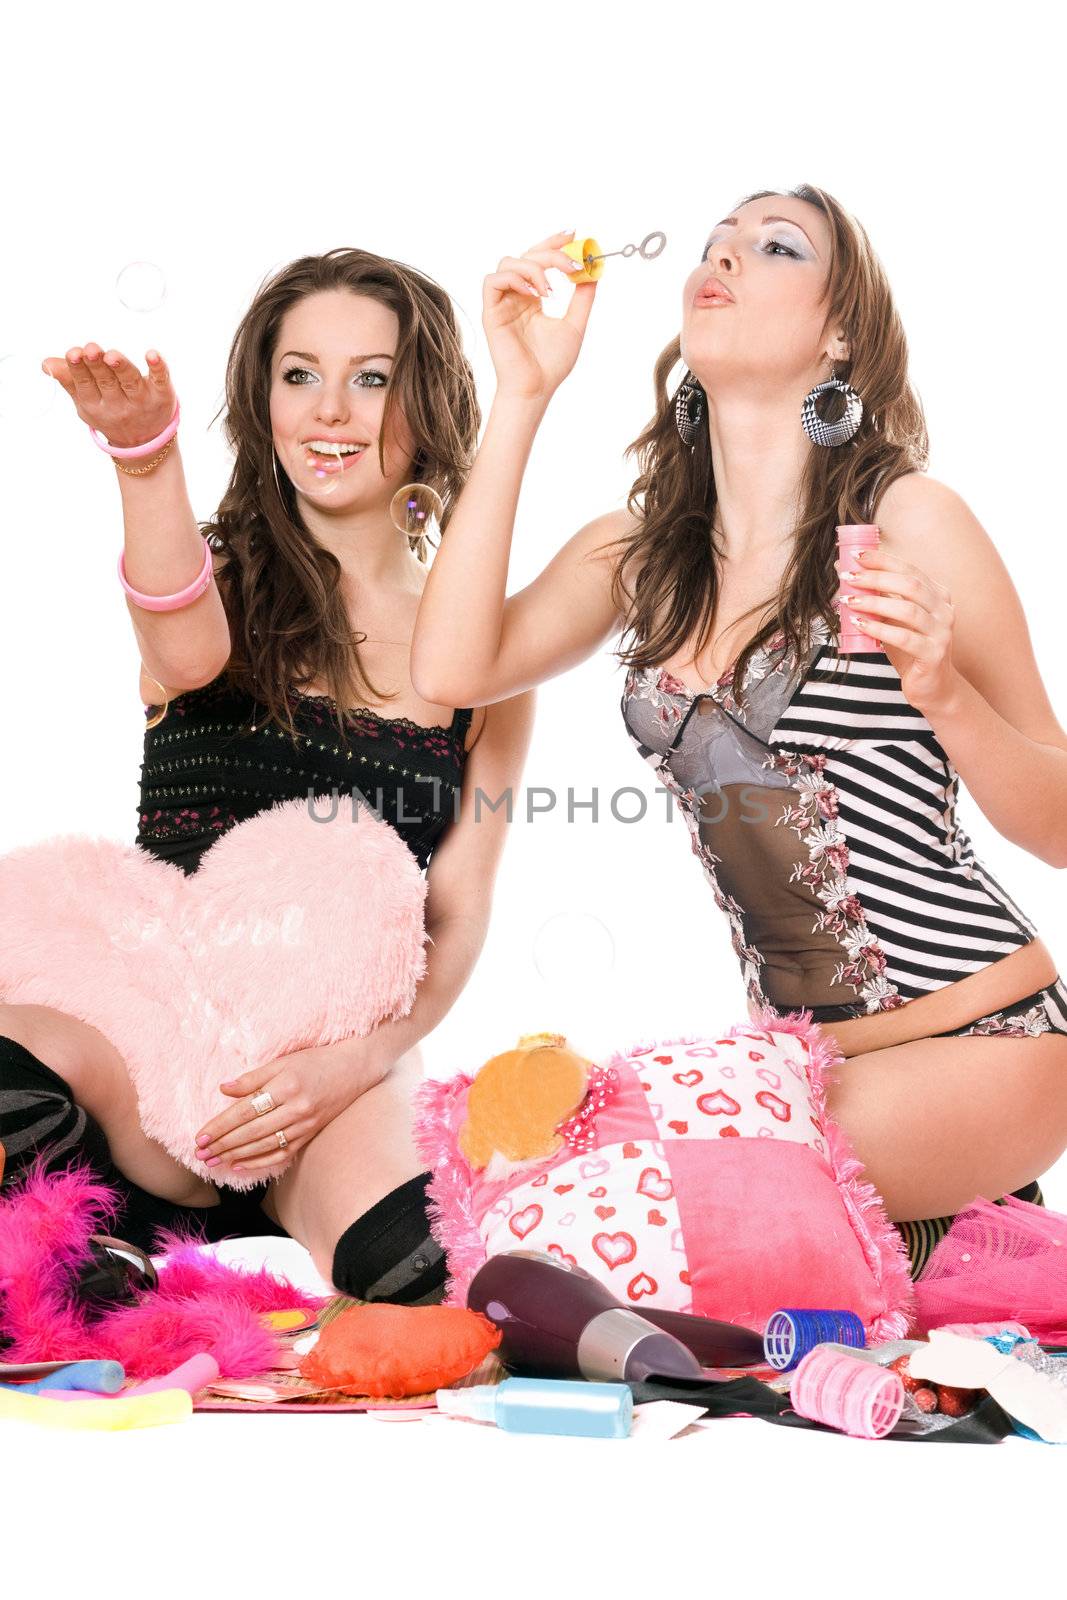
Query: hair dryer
467 1250 764 1383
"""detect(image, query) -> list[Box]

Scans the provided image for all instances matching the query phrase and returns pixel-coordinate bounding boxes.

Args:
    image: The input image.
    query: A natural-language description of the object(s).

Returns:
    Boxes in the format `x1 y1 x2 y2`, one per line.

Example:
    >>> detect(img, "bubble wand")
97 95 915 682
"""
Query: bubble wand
561 230 667 284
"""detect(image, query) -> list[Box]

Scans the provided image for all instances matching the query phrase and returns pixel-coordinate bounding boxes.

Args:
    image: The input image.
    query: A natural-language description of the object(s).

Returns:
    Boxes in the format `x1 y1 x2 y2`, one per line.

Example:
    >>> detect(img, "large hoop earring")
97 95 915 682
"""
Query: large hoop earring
801 367 864 447
271 449 290 504
674 372 705 448
141 664 169 729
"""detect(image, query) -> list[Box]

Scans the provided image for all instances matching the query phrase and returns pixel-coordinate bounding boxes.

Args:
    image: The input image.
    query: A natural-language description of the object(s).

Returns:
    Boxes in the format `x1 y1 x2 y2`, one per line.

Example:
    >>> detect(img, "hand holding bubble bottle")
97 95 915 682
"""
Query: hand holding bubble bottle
835 523 882 653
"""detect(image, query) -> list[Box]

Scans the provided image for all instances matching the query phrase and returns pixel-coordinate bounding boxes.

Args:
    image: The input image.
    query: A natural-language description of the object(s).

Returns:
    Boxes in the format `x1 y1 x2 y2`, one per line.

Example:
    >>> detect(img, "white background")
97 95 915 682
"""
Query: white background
2 1 1063 1586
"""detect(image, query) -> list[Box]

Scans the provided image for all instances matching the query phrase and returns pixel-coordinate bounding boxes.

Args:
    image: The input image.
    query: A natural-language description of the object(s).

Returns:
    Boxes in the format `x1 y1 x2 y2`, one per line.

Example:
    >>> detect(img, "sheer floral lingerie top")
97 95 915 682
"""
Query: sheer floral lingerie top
620 614 1040 1023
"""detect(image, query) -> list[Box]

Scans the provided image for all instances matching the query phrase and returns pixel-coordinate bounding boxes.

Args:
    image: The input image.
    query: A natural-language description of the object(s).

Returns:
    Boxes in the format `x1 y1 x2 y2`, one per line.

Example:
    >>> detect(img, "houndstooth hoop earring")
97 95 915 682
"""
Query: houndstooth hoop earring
674 372 705 448
801 364 864 447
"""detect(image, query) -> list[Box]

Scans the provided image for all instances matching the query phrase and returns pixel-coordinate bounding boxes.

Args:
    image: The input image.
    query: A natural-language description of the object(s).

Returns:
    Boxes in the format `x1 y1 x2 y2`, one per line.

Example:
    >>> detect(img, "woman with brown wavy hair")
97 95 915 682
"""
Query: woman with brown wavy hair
0 249 534 1303
411 186 1067 1274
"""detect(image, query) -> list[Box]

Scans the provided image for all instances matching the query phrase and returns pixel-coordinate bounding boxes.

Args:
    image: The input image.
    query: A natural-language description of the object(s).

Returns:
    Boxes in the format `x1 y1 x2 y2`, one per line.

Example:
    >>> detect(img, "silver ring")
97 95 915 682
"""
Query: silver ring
276 1129 289 1150
250 1089 276 1117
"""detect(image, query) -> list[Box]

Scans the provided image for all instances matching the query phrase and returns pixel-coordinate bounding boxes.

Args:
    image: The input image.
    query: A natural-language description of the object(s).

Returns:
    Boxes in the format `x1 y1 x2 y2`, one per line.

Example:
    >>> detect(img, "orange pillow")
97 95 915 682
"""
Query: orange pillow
299 1303 502 1398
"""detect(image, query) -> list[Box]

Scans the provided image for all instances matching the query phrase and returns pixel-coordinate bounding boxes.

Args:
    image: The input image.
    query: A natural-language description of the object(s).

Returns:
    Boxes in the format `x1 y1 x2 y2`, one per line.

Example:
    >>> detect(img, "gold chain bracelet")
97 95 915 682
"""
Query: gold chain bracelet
114 438 175 477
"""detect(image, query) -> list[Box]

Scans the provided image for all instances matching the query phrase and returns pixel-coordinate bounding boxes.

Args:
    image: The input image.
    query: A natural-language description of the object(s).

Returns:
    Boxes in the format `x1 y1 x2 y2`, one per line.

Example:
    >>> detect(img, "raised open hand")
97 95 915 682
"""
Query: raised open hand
41 344 177 451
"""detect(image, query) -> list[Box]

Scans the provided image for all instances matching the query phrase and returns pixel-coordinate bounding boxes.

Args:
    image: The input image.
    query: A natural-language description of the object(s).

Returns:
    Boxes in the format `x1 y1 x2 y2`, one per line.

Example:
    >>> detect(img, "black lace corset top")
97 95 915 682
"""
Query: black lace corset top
135 672 474 876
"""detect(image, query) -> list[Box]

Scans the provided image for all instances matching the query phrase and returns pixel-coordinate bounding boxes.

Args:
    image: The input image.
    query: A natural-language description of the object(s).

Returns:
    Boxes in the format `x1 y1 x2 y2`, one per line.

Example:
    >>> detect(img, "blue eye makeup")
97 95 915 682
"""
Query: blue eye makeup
702 234 804 263
281 367 389 388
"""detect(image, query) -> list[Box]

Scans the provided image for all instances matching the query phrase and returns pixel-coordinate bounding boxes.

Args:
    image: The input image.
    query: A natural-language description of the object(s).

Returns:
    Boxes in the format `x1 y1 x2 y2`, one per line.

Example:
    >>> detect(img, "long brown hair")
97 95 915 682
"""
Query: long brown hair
604 183 929 707
201 248 480 746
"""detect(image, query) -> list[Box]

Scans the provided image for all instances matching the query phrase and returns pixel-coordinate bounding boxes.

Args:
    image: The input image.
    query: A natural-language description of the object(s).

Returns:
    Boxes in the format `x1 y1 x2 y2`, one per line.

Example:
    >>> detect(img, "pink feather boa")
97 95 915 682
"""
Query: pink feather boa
0 797 427 1190
0 1160 326 1378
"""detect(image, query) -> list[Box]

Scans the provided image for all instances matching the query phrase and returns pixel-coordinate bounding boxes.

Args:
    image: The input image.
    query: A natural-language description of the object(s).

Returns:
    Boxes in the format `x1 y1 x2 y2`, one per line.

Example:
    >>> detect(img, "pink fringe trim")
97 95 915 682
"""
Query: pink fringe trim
411 1072 484 1307
746 1004 917 1341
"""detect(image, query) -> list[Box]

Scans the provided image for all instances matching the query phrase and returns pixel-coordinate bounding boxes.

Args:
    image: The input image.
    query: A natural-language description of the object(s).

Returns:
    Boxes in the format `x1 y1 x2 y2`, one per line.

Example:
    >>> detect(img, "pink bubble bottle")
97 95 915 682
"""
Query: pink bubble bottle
836 523 882 654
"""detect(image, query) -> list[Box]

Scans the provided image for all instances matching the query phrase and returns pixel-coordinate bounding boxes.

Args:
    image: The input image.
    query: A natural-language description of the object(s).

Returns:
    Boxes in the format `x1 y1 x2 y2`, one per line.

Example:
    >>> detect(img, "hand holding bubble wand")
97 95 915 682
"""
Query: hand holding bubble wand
482 226 667 403
560 230 667 282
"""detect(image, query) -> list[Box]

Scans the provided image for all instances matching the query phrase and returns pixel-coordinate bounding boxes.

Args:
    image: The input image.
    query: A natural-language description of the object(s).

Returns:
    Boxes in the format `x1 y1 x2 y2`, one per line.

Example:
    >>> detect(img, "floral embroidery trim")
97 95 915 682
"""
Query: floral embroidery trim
146 675 470 757
626 625 795 730
287 688 469 756
137 804 238 838
957 1002 1051 1038
760 747 904 1014
621 613 901 1016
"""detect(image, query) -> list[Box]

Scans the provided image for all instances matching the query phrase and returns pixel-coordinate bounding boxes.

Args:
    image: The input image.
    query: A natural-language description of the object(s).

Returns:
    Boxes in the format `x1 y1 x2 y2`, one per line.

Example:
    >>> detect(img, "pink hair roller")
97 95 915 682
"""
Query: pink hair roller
32 1354 220 1402
123 1353 220 1398
789 1345 904 1439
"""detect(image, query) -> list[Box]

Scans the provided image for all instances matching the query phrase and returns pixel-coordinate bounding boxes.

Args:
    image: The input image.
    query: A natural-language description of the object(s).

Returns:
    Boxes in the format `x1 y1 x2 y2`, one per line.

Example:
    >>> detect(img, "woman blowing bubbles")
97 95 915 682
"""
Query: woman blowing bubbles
411 187 1067 1275
0 250 534 1303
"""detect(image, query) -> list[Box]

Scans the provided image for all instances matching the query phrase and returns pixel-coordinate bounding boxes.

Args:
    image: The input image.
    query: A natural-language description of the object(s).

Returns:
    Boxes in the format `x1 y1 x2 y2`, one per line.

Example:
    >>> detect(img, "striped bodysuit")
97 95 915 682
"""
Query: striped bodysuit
621 611 1067 1034
621 612 1061 1272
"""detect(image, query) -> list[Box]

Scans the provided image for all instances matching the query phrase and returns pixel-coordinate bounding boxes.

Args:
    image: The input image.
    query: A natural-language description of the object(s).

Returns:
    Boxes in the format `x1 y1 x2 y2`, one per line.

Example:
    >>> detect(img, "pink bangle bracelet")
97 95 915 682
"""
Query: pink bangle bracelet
118 537 214 612
91 399 181 460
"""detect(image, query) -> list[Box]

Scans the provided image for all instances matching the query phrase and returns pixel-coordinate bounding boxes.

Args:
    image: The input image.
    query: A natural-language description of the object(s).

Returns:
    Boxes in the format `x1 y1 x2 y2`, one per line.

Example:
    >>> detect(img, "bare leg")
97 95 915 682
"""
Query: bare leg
0 1001 220 1208
822 1029 1067 1221
267 1046 426 1283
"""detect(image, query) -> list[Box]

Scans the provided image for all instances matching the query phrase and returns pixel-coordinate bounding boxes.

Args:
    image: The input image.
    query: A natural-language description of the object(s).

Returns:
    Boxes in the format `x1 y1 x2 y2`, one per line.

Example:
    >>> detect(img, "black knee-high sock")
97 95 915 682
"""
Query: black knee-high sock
0 1033 113 1182
330 1172 447 1306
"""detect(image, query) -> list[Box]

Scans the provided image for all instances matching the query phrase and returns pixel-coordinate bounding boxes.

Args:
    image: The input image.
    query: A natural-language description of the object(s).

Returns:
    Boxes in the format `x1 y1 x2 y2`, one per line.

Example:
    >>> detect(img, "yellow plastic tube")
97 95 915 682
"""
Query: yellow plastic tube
0 1385 192 1431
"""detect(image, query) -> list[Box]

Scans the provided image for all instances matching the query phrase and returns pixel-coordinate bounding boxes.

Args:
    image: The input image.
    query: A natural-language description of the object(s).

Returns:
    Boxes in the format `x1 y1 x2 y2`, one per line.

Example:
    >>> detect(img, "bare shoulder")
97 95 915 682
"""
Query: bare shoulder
873 470 1067 750
575 505 642 569
873 469 972 537
575 505 642 554
872 470 1009 594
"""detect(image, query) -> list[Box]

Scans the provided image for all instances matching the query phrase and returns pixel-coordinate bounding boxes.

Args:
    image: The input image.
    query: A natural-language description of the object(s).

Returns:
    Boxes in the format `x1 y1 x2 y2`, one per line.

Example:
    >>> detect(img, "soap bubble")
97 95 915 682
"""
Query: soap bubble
294 442 352 500
390 482 444 542
0 354 57 421
273 441 362 502
532 911 616 989
116 260 167 313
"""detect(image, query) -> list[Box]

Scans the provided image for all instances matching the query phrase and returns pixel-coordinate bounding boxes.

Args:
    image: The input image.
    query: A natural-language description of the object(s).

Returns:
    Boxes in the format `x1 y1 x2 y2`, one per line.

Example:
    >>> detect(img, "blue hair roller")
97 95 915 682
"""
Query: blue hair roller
763 1308 866 1371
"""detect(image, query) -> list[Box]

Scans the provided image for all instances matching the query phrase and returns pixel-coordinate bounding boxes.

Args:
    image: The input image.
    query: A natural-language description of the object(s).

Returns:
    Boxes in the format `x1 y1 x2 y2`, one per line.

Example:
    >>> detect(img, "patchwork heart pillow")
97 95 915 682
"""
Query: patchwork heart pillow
0 798 427 1190
413 1007 916 1342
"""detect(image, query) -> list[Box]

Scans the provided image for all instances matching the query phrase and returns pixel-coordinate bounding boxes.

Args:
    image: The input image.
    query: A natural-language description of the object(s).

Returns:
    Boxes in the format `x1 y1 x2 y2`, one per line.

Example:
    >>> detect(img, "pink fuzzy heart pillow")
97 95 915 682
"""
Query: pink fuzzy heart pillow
0 798 427 1189
413 1008 916 1343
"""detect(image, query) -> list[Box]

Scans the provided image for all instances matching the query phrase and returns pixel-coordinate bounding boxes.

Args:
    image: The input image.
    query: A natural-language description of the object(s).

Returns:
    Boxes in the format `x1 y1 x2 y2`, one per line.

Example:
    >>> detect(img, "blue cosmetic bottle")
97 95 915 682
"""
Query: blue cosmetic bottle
436 1376 633 1438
